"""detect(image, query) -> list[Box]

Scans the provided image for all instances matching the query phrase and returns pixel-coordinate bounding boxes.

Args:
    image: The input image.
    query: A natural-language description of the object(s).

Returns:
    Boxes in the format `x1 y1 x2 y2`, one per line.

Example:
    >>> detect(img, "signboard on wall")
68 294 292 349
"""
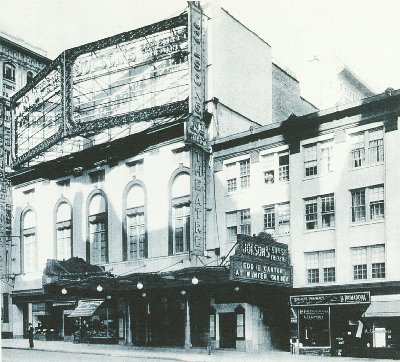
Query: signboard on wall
229 234 292 287
290 292 371 306
190 146 207 255
185 1 207 149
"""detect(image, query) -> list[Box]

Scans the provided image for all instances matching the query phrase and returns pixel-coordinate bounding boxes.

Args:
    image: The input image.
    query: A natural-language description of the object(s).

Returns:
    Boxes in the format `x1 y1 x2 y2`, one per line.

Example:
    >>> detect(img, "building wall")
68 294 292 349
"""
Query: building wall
207 6 272 127
11 139 198 288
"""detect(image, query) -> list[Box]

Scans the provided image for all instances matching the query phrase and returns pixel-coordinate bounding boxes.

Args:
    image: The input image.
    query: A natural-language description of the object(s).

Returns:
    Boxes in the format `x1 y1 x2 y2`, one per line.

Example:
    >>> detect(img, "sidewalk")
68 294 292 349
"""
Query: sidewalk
1 338 373 362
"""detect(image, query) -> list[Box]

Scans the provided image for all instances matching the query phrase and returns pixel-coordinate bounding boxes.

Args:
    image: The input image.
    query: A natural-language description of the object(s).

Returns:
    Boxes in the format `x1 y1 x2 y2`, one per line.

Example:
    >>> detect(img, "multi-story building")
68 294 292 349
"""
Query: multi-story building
0 33 50 339
6 2 314 351
212 88 400 357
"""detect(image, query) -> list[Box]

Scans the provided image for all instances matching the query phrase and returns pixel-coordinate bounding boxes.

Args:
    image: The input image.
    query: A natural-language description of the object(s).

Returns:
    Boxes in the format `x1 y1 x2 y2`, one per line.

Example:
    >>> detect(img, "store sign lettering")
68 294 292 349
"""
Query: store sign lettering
290 292 370 306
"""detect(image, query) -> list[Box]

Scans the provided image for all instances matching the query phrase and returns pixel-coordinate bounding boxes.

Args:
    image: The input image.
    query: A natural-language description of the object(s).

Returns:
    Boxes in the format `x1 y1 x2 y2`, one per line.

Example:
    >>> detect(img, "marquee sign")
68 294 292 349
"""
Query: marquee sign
185 1 207 149
290 292 371 306
229 234 292 287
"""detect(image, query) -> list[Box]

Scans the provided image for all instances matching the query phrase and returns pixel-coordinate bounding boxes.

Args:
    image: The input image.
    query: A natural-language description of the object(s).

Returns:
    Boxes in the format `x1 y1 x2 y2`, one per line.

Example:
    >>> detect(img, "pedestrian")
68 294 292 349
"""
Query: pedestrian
28 323 34 349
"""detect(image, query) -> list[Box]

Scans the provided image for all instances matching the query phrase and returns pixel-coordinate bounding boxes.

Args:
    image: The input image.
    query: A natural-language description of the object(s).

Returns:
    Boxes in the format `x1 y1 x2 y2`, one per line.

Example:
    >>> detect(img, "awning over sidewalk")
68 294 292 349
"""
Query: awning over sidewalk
363 300 400 318
68 300 104 318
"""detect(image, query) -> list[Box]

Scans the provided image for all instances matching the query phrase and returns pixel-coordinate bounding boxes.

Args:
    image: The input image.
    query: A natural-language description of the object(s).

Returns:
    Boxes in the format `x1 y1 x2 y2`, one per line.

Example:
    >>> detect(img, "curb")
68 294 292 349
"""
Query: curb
2 346 210 362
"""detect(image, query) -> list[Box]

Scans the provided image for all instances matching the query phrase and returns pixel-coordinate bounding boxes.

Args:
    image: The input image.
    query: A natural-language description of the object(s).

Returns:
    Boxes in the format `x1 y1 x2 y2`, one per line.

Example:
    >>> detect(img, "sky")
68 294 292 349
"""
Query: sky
1 0 399 93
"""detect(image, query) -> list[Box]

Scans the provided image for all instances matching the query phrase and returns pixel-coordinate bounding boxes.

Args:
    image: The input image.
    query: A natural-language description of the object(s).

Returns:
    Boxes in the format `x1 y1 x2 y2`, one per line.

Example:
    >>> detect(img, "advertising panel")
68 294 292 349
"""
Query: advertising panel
229 234 292 287
290 292 370 306
71 25 189 125
14 67 62 160
185 1 207 148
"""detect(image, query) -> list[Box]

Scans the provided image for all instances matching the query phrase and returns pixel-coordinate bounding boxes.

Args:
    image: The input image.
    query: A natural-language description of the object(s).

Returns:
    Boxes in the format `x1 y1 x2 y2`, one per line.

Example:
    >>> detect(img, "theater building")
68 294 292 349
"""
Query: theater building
6 2 306 351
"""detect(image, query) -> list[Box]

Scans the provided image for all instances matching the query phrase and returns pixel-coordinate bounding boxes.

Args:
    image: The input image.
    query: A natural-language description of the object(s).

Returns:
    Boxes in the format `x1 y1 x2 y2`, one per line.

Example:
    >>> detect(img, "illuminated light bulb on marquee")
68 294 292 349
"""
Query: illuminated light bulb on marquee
96 285 103 292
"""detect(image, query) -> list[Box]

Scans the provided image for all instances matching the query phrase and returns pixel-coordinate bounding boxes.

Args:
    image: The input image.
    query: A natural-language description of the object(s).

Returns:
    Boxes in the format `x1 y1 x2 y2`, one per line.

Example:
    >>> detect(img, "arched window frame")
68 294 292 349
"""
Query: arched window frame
122 178 148 261
54 198 73 261
3 62 16 82
168 166 191 256
86 189 108 264
20 207 37 274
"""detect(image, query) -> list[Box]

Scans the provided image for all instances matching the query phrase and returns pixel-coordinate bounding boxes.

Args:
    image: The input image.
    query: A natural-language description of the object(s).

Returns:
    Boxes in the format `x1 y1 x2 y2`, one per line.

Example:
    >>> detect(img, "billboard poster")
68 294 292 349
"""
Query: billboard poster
71 24 189 125
185 1 207 149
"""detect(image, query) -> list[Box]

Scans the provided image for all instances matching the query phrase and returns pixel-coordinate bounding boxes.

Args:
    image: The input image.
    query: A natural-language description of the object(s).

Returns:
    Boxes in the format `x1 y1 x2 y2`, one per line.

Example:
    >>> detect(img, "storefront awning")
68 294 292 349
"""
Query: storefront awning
363 300 400 318
68 300 103 318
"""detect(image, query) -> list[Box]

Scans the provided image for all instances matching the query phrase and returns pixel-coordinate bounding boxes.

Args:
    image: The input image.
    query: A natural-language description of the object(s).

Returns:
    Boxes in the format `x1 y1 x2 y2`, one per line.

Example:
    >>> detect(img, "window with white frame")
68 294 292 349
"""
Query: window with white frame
3 63 15 82
171 173 190 254
305 194 335 230
350 128 384 168
263 203 290 235
55 202 72 261
303 140 334 177
351 185 384 223
225 158 251 192
21 209 36 273
88 193 108 264
352 245 385 280
261 150 290 184
226 209 251 242
126 185 147 260
305 250 336 284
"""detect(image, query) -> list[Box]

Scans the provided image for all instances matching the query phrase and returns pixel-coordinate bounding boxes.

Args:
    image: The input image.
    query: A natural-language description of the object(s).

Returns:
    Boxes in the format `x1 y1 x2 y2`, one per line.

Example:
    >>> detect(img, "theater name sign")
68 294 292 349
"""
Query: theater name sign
229 234 292 287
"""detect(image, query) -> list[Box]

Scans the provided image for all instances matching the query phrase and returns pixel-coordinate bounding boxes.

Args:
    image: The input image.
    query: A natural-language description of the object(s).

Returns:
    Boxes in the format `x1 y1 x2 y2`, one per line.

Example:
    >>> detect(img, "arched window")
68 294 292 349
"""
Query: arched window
169 171 190 255
27 71 34 85
55 201 72 260
88 192 108 264
126 184 147 260
21 209 36 273
3 62 15 82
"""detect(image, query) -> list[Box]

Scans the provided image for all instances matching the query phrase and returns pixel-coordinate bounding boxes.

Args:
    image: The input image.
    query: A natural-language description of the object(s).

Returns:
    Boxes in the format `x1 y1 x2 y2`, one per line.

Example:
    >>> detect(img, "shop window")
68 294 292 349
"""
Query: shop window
303 140 334 177
21 208 37 273
3 62 15 82
305 250 336 284
88 192 108 264
235 306 245 339
263 203 290 235
299 308 330 347
305 194 335 230
350 128 384 168
351 185 384 223
226 209 251 242
169 171 190 255
55 201 72 260
27 71 34 85
352 245 385 280
225 158 251 192
126 184 147 260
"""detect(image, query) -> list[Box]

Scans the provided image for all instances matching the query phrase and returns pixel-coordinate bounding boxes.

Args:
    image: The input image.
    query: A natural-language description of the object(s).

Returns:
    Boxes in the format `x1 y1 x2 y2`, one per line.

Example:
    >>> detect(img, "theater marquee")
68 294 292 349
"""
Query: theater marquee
229 234 292 287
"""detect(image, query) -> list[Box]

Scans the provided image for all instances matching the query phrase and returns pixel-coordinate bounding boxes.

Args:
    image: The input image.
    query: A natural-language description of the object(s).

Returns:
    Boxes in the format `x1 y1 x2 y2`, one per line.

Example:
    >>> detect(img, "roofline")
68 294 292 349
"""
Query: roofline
212 88 400 149
0 35 52 64
220 8 271 48
339 65 376 96
272 62 299 83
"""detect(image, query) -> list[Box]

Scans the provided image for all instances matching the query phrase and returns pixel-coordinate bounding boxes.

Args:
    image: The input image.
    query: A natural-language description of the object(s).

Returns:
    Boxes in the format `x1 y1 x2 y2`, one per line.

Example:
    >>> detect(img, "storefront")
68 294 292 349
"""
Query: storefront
290 291 370 356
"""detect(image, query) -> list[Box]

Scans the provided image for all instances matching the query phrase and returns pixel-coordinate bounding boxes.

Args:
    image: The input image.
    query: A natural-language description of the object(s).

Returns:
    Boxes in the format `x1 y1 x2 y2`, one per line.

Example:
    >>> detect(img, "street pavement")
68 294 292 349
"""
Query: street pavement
1 338 384 361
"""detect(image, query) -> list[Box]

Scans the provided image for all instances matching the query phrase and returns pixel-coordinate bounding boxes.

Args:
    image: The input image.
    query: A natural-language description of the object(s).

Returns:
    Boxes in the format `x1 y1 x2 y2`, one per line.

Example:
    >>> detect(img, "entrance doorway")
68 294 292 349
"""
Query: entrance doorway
219 312 236 348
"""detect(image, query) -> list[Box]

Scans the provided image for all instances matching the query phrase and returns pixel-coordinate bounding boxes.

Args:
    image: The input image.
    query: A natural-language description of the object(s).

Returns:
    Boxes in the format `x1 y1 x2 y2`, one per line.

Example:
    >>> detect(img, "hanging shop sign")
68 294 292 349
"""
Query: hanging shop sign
190 146 207 255
290 291 370 307
185 1 207 149
229 234 292 287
